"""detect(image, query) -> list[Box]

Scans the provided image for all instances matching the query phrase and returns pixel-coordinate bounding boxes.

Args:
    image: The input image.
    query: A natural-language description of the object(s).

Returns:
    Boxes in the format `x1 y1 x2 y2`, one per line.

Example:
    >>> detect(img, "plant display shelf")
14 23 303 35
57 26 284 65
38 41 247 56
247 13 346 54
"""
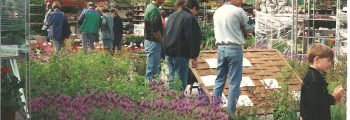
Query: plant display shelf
133 4 145 24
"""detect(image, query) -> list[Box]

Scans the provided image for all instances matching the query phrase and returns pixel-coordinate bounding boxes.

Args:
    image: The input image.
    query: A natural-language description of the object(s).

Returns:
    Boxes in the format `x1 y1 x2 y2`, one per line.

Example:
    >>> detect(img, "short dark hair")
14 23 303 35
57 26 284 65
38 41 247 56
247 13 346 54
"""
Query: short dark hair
183 0 199 10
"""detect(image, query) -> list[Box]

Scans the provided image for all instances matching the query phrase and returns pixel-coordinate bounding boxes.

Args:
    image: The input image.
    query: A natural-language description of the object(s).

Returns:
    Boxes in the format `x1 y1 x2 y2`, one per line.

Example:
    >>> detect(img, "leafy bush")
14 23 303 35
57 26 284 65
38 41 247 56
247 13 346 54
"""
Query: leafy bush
200 22 215 50
123 35 144 47
30 52 153 99
272 40 289 53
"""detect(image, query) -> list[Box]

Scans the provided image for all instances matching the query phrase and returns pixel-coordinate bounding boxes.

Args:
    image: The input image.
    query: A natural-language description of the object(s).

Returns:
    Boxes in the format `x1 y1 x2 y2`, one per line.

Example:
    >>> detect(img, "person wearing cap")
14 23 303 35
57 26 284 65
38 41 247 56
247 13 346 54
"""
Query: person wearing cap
211 0 254 117
78 2 101 54
144 0 164 81
162 0 201 91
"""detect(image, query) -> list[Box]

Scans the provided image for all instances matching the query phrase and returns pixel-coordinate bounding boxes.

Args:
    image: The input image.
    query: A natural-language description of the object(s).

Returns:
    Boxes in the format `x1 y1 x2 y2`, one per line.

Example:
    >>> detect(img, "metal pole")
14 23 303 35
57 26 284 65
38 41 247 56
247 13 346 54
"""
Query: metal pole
334 0 340 63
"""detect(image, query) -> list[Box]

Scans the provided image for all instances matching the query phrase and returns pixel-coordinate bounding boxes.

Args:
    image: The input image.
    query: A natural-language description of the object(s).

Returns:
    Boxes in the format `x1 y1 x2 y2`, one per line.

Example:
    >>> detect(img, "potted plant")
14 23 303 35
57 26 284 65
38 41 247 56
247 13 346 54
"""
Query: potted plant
1 60 25 120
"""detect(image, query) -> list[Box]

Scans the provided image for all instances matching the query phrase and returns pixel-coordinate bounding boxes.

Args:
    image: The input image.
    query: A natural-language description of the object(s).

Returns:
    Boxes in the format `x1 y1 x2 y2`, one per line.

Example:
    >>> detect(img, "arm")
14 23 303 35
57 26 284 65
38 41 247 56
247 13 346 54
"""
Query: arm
153 31 163 43
185 16 202 59
78 10 86 26
239 9 254 33
47 12 53 27
150 11 163 43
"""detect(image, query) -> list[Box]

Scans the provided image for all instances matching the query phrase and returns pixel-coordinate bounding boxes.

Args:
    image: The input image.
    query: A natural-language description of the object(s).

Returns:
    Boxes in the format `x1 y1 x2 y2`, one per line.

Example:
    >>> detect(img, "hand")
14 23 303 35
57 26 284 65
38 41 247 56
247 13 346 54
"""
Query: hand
191 58 198 68
333 85 344 103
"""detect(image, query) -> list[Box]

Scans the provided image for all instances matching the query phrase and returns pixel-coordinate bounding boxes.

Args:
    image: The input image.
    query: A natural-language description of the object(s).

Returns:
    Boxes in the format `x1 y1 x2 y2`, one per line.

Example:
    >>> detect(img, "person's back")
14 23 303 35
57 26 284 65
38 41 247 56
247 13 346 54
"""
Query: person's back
163 8 201 58
213 3 254 45
78 6 101 34
47 1 64 54
113 15 123 36
101 13 114 40
144 2 163 42
47 8 64 41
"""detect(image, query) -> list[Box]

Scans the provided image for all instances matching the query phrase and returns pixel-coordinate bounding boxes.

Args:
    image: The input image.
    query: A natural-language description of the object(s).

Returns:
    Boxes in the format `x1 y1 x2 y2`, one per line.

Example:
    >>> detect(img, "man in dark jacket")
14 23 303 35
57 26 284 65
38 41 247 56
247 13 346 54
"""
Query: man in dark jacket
162 0 201 90
47 1 64 54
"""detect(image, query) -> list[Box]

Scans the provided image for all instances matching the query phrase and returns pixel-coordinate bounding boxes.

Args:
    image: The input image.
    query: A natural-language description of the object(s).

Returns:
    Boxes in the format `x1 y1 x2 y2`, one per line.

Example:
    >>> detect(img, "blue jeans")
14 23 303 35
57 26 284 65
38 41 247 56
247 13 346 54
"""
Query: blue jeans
212 46 243 114
144 40 162 80
166 56 189 90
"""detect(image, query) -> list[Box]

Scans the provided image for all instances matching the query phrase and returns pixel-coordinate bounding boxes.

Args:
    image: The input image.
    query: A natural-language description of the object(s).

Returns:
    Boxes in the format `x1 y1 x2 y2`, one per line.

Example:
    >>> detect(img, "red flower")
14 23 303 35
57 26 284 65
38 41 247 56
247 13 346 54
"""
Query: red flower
72 46 78 51
1 67 11 74
327 39 335 43
37 41 44 46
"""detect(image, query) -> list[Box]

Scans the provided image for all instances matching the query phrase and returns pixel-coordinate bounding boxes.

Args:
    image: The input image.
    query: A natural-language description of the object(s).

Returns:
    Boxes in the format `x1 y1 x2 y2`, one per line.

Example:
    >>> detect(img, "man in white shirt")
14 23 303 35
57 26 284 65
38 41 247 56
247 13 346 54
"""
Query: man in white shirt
211 0 254 117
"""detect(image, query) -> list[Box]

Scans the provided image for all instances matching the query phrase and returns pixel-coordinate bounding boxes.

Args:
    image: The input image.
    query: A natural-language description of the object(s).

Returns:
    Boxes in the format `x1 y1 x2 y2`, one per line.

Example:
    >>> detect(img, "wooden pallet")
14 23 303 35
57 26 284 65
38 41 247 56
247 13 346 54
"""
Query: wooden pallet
190 49 302 115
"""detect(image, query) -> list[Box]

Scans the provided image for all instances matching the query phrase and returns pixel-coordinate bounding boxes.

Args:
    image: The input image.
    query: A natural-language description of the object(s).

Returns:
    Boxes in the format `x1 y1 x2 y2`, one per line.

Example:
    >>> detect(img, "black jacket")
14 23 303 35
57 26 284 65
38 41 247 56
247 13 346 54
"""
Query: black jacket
300 67 335 120
163 8 202 59
113 15 123 40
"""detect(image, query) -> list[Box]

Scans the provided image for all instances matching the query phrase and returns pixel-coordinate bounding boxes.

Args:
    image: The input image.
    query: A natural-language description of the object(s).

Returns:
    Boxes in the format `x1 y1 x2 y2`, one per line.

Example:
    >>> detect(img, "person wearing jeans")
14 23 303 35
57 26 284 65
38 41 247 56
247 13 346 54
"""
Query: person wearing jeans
212 46 243 113
163 0 201 90
144 40 162 80
144 0 164 80
212 0 254 116
166 56 189 90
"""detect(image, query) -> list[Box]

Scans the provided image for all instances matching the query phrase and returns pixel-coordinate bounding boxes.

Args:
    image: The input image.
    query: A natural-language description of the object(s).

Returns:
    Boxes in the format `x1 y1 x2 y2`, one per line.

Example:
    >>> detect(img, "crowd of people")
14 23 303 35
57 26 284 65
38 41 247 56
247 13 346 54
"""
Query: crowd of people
44 0 344 119
46 1 123 55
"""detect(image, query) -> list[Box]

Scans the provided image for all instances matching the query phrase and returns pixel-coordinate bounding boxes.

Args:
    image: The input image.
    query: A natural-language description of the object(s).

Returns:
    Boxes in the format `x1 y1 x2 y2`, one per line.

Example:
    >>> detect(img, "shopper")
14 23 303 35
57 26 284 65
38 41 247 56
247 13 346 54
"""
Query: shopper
163 0 201 90
100 7 114 55
47 1 64 54
211 0 254 116
144 0 164 81
300 43 344 120
78 2 101 54
110 8 123 53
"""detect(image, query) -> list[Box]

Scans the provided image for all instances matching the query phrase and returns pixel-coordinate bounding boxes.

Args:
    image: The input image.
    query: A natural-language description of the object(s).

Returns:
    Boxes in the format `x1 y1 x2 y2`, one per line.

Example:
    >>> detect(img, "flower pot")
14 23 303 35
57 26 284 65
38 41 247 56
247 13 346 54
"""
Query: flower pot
1 107 16 120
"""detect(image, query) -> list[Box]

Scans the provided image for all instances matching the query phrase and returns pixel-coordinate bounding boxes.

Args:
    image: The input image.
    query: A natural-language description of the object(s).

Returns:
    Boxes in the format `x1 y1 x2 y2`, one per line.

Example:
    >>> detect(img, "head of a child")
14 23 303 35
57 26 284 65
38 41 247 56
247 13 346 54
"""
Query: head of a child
306 43 334 72
101 7 109 14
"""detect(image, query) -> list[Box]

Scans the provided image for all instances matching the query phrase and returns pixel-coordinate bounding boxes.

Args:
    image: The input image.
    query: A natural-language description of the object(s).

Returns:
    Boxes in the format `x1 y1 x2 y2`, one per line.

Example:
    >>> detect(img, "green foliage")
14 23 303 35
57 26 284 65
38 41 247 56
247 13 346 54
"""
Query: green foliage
1 60 25 110
200 22 215 50
124 35 144 47
30 51 152 100
331 104 346 120
273 64 299 120
244 36 255 49
30 0 43 5
130 52 147 76
273 84 299 120
326 56 347 92
272 40 289 53
287 60 309 79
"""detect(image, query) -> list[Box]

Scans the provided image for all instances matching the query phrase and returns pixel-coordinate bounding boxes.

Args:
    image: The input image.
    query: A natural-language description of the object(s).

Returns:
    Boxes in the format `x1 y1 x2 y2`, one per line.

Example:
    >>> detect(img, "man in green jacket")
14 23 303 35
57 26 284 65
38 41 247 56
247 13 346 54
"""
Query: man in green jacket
78 2 101 54
144 0 164 81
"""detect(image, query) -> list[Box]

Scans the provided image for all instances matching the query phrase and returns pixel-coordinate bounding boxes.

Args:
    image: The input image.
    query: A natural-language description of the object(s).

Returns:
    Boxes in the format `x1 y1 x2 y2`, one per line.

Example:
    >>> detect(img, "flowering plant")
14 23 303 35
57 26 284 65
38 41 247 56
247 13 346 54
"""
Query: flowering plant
1 61 25 110
29 40 52 62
